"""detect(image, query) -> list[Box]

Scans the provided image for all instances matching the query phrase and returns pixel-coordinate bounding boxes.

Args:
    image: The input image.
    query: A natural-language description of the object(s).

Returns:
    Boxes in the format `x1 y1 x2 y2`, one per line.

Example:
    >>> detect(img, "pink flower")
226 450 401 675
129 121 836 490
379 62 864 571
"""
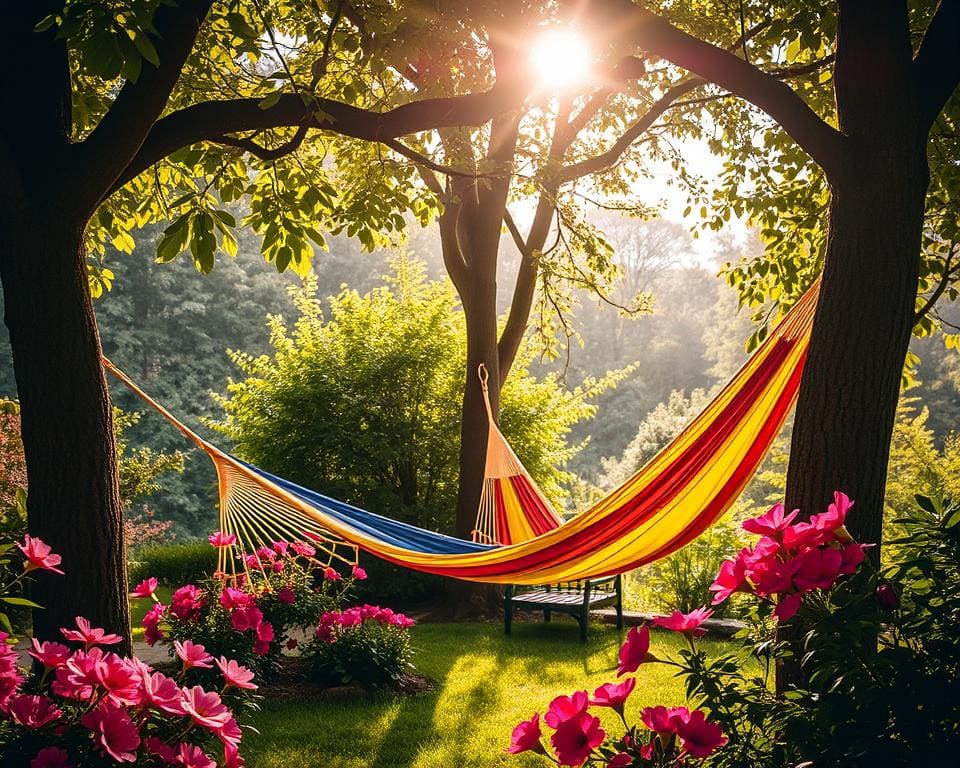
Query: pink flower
323 567 342 581
60 616 122 650
175 744 217 768
291 541 316 557
256 621 274 644
140 671 186 715
30 747 72 768
216 657 258 691
352 565 368 580
223 742 245 768
170 585 206 622
28 639 71 669
175 640 214 670
653 607 713 638
144 737 177 764
218 715 244 747
792 547 843 591
95 653 142 706
142 603 166 647
544 690 589 728
876 583 900 610
589 678 636 716
773 592 803 621
219 586 253 611
7 694 62 728
839 542 867 575
180 685 232 730
673 709 727 758
209 531 238 548
243 554 263 570
506 712 545 755
81 705 141 762
277 587 295 604
18 535 64 574
271 540 289 556
230 604 263 632
53 647 103 700
551 712 605 766
130 577 158 599
710 555 748 605
617 625 654 677
742 503 799 537
271 560 284 573
642 705 688 734
0 631 23 709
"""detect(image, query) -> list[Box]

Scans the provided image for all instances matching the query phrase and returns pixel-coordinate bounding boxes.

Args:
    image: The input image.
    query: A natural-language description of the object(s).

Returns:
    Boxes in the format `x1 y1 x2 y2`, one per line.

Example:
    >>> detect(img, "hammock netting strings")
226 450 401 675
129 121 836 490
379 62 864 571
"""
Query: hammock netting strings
103 280 816 585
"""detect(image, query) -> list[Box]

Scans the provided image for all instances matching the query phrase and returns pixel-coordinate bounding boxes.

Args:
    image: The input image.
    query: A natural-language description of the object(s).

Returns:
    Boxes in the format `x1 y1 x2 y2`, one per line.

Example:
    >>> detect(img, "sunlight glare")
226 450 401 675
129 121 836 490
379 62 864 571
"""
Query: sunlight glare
530 28 591 91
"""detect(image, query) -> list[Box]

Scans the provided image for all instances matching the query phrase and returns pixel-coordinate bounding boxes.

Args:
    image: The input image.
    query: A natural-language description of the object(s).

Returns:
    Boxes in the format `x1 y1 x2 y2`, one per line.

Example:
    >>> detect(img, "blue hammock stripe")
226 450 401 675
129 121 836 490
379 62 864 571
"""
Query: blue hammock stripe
240 460 494 555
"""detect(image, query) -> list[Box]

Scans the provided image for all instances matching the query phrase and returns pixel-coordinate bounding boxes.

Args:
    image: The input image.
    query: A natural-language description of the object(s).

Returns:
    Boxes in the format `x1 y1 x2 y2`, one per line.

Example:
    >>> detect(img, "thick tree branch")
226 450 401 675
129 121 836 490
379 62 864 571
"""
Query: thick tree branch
914 0 960 131
212 124 309 161
585 0 844 176
74 0 213 210
560 78 703 181
112 83 525 196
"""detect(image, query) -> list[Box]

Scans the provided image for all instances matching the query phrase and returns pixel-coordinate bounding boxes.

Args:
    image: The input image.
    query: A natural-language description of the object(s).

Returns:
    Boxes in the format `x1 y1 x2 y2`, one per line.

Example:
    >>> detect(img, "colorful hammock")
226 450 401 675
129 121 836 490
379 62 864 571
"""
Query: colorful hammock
104 280 816 585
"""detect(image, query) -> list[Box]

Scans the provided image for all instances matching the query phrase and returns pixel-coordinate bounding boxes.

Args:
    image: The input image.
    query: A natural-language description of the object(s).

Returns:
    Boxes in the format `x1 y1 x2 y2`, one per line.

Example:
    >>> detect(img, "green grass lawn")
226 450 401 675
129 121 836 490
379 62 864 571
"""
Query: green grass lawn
244 620 733 768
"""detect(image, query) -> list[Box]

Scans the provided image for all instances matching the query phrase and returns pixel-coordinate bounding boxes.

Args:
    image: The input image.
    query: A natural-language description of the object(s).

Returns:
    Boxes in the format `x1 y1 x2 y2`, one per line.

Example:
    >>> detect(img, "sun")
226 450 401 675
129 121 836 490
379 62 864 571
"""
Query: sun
530 28 592 91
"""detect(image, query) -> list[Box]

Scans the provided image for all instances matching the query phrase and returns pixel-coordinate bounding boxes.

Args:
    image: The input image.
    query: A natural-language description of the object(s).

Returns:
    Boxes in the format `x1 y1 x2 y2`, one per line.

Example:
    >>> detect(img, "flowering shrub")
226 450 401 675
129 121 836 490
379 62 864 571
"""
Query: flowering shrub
136 534 362 674
305 605 415 689
506 492 904 768
0 535 253 766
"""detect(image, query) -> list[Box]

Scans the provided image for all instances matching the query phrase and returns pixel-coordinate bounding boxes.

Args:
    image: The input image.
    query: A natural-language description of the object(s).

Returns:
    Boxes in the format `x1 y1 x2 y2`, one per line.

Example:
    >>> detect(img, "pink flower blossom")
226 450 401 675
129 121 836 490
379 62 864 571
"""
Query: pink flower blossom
589 678 636 716
175 640 214 671
277 587 295 604
28 639 71 669
673 709 727 758
506 712 545 755
792 547 843 591
839 542 867 575
175 744 217 768
742 503 799 537
7 694 62 728
271 540 289 556
130 577 158 599
876 583 900 610
209 531 238 548
323 567 342 581
642 705 688 735
81 705 141 762
774 592 804 621
18 535 64 574
709 554 748 605
95 653 143 706
0 631 23 709
140 671 186 715
551 712 605 767
144 736 177 764
29 747 72 768
216 657 258 691
223 742 245 768
653 607 713 638
180 685 233 730
544 690 589 728
219 586 253 611
617 625 654 677
60 616 122 650
352 565 368 580
230 604 263 633
170 585 206 622
217 716 244 748
291 541 316 557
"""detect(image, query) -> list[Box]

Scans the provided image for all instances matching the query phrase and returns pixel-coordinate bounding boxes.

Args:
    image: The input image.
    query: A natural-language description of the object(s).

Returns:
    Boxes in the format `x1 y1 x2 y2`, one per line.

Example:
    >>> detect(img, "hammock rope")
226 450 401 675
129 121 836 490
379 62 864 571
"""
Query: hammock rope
104 279 817 585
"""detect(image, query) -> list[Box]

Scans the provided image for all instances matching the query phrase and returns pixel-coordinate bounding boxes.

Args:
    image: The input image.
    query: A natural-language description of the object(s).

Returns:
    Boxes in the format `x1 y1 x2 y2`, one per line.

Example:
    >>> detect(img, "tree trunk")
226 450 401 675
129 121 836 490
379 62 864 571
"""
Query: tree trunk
0 202 131 653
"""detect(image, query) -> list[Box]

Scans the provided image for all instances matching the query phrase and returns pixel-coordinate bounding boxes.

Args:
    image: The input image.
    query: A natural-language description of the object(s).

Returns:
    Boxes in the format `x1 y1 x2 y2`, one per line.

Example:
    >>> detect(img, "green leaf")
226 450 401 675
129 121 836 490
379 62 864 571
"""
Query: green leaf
2 597 43 609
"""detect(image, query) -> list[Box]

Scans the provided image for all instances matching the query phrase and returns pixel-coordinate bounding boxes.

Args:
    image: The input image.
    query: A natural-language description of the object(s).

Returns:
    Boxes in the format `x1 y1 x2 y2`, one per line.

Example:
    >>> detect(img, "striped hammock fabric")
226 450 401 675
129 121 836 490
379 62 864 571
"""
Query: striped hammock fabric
104 280 816 585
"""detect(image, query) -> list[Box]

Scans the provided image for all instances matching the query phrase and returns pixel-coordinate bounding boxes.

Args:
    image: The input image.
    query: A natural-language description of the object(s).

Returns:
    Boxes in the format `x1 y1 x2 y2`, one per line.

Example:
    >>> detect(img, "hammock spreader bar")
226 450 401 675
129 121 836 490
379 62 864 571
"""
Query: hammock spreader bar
104 280 816 585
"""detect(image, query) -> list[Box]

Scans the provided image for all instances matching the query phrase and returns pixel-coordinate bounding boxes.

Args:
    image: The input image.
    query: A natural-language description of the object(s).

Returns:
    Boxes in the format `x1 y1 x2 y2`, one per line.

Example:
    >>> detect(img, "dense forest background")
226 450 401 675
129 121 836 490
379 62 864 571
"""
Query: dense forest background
1 217 957 537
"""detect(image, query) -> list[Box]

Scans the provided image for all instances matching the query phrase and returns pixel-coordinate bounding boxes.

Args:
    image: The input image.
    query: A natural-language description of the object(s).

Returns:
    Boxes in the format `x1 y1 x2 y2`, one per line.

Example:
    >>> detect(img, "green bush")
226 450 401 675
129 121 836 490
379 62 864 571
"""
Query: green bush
212 257 617 537
306 605 415 689
128 540 217 584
